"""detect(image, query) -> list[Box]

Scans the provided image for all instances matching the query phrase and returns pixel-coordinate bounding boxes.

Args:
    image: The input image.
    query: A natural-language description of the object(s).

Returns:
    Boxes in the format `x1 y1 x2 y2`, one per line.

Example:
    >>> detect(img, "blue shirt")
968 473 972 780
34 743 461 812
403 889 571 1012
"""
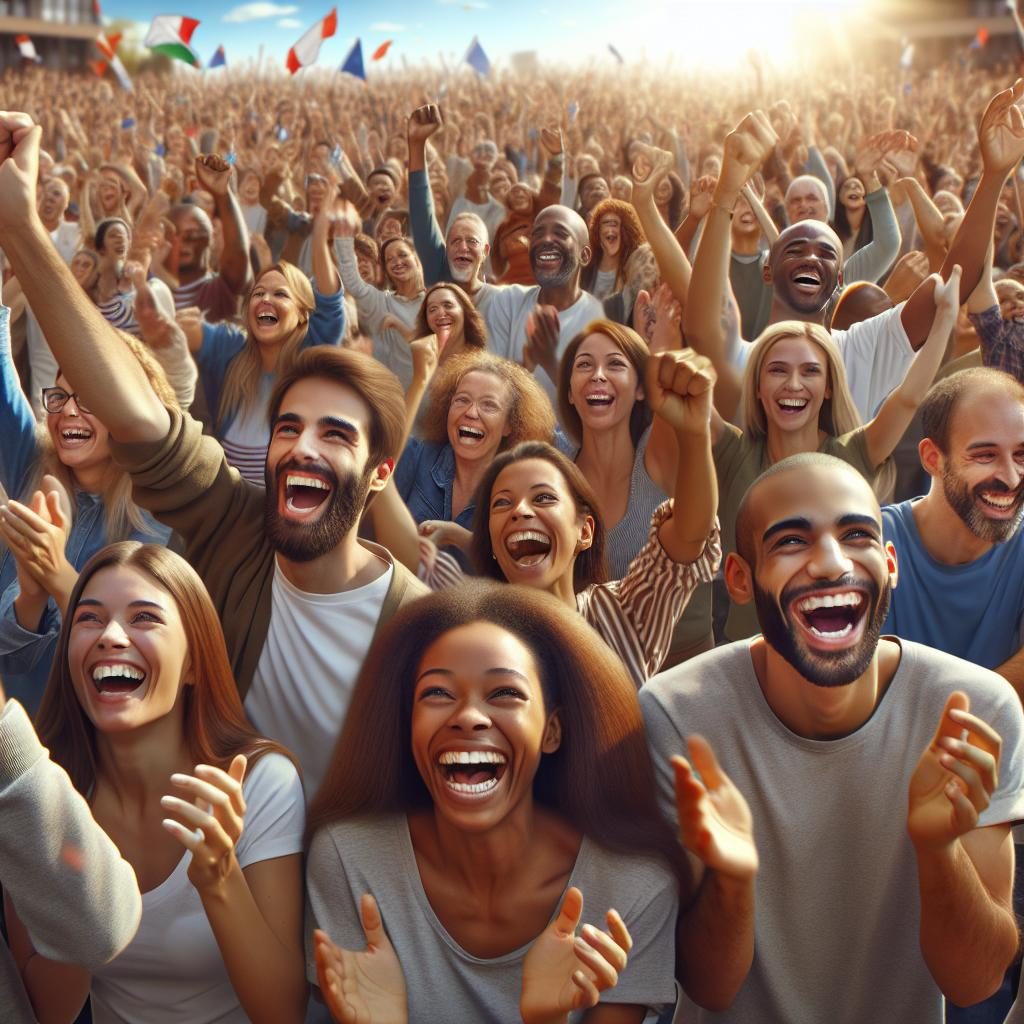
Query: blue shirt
881 499 1024 669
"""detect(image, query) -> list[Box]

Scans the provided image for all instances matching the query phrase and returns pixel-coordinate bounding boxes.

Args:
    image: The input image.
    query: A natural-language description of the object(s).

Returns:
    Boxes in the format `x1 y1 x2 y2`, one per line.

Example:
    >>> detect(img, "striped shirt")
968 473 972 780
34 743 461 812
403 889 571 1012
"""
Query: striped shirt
968 304 1024 383
422 502 722 688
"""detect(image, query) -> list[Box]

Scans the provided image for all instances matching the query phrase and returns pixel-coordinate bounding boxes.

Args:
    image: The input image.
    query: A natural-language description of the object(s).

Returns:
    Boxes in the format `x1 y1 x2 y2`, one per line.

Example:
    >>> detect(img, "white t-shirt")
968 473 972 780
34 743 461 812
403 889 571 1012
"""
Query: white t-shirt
731 302 913 420
50 220 81 265
245 555 393 800
90 752 305 1024
487 284 604 403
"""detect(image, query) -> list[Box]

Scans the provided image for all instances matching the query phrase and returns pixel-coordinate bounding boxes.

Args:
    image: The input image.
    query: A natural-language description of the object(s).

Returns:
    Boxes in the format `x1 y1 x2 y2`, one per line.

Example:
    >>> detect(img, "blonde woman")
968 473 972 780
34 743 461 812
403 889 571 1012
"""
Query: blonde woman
180 203 344 482
712 269 960 641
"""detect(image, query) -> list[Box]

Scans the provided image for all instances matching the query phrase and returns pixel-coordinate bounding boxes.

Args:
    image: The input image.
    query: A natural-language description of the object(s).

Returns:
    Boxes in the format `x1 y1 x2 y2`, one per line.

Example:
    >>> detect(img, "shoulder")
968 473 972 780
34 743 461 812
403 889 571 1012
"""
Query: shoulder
575 838 678 911
308 814 404 873
640 642 752 726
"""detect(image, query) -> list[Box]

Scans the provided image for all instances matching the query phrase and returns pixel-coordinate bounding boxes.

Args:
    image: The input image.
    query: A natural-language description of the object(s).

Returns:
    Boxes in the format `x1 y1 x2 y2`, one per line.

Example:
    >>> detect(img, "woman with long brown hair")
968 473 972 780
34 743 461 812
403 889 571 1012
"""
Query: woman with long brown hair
306 581 688 1023
12 542 307 1024
580 199 646 300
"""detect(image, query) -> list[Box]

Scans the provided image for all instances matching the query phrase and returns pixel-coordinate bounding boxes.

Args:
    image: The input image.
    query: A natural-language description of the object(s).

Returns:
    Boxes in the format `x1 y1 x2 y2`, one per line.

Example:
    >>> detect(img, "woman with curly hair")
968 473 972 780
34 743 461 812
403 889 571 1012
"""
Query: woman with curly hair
411 282 488 365
580 199 646 300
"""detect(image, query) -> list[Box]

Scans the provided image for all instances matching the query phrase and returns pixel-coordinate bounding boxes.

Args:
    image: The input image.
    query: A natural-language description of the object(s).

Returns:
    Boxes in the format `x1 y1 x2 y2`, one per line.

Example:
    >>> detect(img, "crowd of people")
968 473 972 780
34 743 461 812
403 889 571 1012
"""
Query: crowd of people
0 44 1022 1023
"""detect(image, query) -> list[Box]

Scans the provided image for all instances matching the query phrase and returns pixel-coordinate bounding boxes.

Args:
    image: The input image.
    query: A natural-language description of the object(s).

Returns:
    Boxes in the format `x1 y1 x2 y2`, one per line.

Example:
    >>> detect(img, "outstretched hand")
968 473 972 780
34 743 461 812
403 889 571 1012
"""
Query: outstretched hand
978 79 1024 177
930 263 962 328
314 895 408 1024
645 348 716 437
520 887 632 1024
673 736 758 879
718 110 778 199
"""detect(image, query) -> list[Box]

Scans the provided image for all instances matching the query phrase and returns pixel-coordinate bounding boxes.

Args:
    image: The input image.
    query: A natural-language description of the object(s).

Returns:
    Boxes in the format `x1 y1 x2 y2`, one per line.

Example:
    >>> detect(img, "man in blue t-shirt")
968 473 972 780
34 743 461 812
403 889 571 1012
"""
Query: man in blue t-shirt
883 367 1024 693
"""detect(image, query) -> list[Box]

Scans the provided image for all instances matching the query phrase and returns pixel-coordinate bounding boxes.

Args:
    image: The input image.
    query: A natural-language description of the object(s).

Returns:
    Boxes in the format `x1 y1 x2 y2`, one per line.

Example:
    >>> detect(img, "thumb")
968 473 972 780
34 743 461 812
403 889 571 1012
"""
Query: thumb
228 752 248 786
359 893 392 950
687 734 725 790
28 489 47 516
45 489 68 530
933 691 970 746
552 886 584 937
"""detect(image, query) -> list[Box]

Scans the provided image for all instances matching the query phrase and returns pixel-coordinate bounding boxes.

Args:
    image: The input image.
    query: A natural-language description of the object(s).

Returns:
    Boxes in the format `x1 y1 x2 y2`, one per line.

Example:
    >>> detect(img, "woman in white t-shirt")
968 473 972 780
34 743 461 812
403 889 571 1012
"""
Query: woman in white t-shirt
306 582 691 1023
13 542 307 1024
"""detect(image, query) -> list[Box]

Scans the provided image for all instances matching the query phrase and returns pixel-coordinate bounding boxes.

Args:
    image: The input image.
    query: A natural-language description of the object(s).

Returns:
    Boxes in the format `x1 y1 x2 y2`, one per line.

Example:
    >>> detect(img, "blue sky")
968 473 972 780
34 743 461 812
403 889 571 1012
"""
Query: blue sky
102 0 870 73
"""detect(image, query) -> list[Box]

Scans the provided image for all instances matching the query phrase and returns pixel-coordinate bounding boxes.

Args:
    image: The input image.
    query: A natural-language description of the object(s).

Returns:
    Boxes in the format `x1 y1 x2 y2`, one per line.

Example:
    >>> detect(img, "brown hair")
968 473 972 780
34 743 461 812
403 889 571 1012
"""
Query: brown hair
306 580 692 895
418 352 554 451
268 346 407 470
469 441 609 593
557 319 652 447
921 367 1024 454
35 542 293 796
414 283 488 353
581 199 646 294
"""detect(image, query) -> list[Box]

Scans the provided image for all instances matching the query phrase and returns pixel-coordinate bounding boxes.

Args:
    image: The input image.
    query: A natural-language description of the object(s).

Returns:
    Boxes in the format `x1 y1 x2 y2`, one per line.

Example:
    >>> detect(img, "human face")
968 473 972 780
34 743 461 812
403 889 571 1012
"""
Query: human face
997 279 1024 323
936 391 1024 542
489 170 512 202
530 208 587 288
580 176 610 213
100 222 130 262
173 212 210 273
447 221 486 284
37 178 69 226
733 192 758 234
569 333 642 433
47 373 110 477
425 288 465 344
489 458 592 591
97 170 124 212
356 249 381 286
68 565 190 734
757 335 830 435
598 214 621 258
447 370 511 463
306 174 329 213
785 180 828 223
238 171 261 205
768 224 842 314
839 177 865 211
71 251 99 291
248 270 303 346
471 143 497 172
383 240 420 291
654 175 673 206
611 176 632 202
368 172 397 208
377 216 404 243
743 467 892 687
411 621 559 831
506 184 532 215
264 378 381 561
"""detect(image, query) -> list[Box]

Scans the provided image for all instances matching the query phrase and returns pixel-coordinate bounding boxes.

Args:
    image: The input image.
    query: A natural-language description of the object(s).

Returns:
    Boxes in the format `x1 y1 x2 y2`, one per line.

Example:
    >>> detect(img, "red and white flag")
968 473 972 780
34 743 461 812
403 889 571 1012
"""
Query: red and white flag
285 7 337 74
95 31 133 91
15 35 41 63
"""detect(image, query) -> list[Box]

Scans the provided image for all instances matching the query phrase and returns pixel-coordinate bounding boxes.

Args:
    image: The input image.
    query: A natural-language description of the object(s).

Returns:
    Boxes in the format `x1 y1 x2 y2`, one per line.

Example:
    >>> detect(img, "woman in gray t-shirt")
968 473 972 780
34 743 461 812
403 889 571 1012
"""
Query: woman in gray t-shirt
305 582 687 1023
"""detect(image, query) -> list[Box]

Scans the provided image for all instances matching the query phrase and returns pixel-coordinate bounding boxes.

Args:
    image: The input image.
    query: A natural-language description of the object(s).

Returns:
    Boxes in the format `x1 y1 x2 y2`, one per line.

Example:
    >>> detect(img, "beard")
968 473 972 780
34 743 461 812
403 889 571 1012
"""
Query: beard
263 457 373 563
448 257 477 284
753 574 890 688
530 241 579 288
941 465 1024 543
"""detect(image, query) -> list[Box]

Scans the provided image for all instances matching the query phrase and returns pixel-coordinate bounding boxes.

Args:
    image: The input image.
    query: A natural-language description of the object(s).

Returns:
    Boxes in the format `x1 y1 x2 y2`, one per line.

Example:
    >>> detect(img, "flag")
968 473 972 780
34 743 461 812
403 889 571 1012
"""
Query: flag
144 15 200 66
372 39 392 61
340 38 365 80
285 8 337 74
970 26 990 49
899 42 914 70
96 31 133 90
15 35 41 63
608 43 624 64
464 36 490 76
89 59 108 77
208 44 226 68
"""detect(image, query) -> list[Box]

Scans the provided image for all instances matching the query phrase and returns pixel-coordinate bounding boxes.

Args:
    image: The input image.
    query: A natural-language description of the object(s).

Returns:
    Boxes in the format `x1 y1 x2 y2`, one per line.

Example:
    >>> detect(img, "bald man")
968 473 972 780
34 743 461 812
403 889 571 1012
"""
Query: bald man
486 204 603 400
641 453 1023 1023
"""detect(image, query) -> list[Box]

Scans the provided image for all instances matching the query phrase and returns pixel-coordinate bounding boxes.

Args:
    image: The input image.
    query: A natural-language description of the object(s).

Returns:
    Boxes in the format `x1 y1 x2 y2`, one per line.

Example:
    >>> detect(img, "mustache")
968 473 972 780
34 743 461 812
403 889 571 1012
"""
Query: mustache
781 574 879 612
972 477 1024 497
274 457 339 488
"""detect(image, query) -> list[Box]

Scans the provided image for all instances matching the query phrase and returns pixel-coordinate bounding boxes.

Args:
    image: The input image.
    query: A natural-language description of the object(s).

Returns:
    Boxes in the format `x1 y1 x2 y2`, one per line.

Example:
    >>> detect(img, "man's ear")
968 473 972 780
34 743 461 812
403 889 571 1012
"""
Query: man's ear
918 437 942 479
579 243 593 269
368 457 394 493
724 551 755 605
541 709 562 754
885 541 899 591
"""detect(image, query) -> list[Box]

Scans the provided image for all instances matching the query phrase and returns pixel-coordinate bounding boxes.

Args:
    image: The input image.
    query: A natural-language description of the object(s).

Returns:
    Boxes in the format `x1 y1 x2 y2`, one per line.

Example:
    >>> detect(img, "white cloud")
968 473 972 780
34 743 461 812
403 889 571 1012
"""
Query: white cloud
222 2 299 23
370 21 406 31
277 16 302 27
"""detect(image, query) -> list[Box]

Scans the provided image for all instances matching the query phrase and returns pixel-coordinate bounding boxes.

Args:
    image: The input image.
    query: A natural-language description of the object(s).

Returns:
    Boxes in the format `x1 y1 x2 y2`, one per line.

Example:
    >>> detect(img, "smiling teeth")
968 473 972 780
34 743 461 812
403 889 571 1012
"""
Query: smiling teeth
778 399 807 408
446 777 500 794
797 592 862 613
438 750 507 765
508 530 548 546
286 474 329 489
458 427 484 439
62 429 91 439
808 623 854 639
92 665 144 681
981 492 1016 508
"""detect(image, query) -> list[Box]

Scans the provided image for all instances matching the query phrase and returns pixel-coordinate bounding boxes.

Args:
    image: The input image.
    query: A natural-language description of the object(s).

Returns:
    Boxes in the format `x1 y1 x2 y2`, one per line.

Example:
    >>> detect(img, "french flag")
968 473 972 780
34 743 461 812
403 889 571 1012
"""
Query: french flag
15 35 41 63
286 7 337 74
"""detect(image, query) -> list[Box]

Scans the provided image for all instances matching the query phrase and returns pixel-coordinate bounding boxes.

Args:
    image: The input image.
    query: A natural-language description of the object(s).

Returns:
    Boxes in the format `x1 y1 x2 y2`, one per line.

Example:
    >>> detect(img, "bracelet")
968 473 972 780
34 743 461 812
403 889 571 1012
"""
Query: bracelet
710 200 735 220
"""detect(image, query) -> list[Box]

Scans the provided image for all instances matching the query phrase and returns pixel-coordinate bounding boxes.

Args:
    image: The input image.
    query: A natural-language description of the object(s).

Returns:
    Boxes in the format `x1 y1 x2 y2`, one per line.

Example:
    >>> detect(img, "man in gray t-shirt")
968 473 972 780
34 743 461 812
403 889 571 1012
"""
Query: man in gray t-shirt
641 453 1024 1023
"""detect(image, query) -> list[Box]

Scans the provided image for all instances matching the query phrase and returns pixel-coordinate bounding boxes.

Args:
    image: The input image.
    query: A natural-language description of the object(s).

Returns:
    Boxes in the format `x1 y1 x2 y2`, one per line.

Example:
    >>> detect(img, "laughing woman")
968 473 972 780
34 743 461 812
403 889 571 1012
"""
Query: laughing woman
411 282 488 365
181 202 345 483
306 582 688 1024
0 296 174 714
17 542 307 1024
580 199 645 300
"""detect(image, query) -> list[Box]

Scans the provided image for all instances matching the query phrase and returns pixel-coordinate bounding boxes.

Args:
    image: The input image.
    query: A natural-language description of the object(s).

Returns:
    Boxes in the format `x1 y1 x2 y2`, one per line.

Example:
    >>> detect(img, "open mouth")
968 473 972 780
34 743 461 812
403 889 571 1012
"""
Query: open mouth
791 589 867 645
791 269 822 293
91 663 147 699
977 488 1023 517
59 425 94 447
255 307 279 327
505 530 552 567
584 392 614 408
282 472 332 514
534 248 564 270
777 397 809 415
456 425 485 445
438 749 508 795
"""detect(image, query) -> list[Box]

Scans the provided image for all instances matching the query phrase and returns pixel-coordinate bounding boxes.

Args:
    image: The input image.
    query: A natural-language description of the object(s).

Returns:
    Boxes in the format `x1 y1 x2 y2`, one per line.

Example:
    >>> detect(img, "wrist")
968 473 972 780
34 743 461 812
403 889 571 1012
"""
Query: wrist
712 187 741 210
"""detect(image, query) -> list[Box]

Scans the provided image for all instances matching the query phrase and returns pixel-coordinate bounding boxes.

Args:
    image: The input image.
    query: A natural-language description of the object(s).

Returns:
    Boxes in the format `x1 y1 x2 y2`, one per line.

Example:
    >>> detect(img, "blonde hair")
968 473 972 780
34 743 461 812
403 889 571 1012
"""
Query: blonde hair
29 331 179 541
740 321 895 499
218 262 315 424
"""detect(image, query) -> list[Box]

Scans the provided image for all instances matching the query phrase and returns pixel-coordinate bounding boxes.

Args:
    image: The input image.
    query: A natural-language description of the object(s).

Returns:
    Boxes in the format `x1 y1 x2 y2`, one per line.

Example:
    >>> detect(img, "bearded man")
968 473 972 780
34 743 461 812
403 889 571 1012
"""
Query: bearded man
640 452 1024 1022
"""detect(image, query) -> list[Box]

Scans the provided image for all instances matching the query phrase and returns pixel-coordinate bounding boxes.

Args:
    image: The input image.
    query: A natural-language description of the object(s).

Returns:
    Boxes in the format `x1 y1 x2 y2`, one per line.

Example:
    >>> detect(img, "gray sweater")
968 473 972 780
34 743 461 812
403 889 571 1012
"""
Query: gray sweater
0 700 141 1022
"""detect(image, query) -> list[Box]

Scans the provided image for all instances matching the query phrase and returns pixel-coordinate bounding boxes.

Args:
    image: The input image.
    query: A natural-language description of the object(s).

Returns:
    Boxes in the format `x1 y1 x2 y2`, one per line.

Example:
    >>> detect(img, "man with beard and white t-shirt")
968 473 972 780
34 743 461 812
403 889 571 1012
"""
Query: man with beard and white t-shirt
0 112 426 799
640 453 1024 1023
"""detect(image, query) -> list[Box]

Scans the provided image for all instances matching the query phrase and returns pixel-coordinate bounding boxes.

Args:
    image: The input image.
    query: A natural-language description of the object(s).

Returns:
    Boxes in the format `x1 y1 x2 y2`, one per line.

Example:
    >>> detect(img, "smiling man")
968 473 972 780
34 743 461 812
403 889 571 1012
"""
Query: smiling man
641 453 1024 1022
0 112 425 799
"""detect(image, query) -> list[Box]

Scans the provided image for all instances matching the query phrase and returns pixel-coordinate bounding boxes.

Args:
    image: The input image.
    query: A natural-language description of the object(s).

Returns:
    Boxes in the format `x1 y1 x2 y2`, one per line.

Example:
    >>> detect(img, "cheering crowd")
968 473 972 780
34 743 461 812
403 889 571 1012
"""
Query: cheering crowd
0 47 1021 1023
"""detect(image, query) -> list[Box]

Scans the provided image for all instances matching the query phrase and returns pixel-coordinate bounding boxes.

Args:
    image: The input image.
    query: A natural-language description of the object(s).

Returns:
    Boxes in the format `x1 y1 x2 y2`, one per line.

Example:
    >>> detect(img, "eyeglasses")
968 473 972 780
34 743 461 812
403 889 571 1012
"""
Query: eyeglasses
41 387 92 415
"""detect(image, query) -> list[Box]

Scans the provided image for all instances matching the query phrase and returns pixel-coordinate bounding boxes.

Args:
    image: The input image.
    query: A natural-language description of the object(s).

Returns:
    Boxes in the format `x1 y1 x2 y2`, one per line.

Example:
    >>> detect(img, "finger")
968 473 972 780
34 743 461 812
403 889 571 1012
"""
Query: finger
687 734 725 789
580 921 629 971
932 691 971 745
0 518 32 555
570 968 601 1009
573 934 620 989
939 746 995 810
194 762 247 818
44 490 69 531
228 753 248 787
946 778 982 834
359 893 392 951
553 886 584 937
947 708 1002 760
605 908 633 954
161 815 205 851
939 734 999 792
169 772 234 811
3 501 53 536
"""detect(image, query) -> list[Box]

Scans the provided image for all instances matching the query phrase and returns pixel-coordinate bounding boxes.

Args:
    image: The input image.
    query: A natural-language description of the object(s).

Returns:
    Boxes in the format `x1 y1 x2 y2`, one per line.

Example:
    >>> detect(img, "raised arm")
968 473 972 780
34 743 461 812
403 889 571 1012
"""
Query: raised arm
310 201 343 296
407 105 450 286
0 113 170 444
863 267 960 468
195 155 252 298
898 176 948 271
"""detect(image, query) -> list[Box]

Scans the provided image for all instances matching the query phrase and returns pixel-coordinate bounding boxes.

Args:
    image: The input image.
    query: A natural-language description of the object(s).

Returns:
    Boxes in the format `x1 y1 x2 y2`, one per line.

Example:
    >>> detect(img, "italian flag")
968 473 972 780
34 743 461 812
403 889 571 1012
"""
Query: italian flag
286 8 337 74
15 35 41 62
144 15 201 67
